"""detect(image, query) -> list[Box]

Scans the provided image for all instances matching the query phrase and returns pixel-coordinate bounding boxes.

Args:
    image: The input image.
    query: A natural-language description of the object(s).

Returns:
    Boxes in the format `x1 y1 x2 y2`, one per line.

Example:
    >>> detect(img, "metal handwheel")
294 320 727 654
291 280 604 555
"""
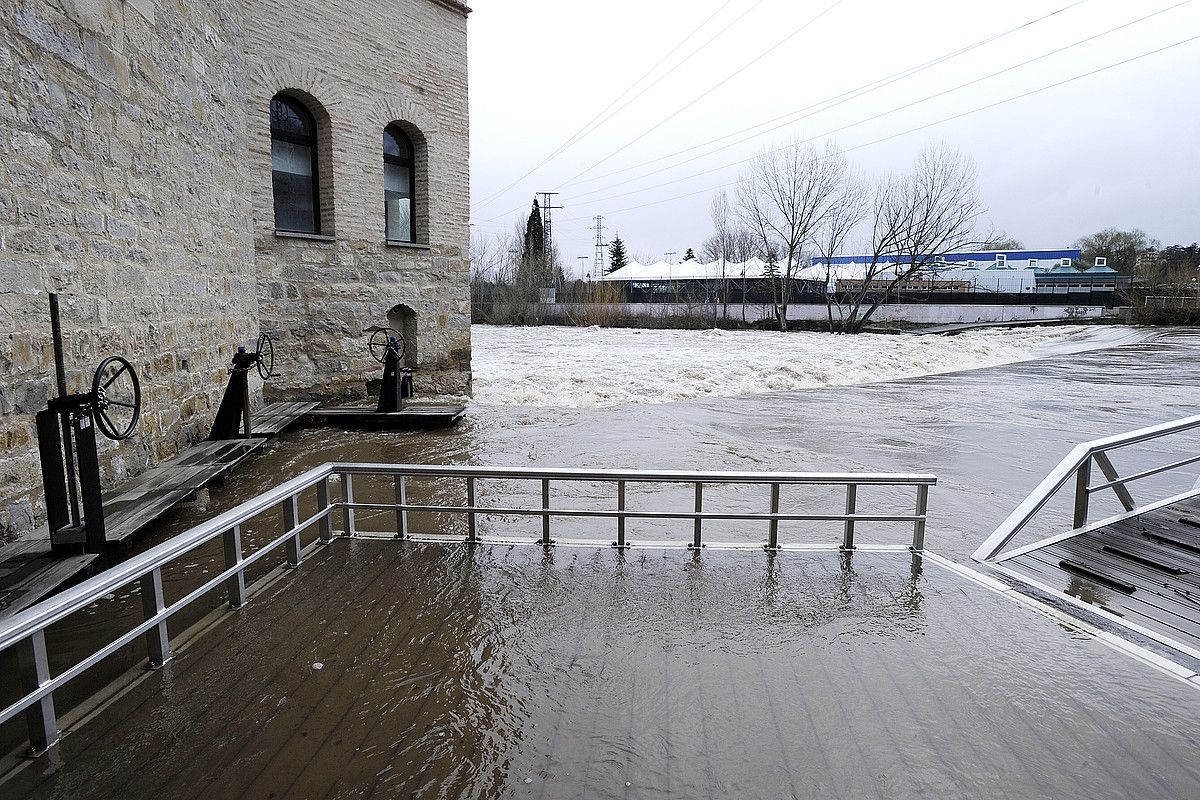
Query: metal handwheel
91 355 141 440
255 333 276 380
368 327 406 364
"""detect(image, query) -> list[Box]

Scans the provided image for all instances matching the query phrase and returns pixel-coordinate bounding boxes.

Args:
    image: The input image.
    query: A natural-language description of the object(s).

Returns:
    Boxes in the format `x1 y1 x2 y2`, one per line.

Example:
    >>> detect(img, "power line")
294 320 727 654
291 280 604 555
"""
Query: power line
564 0 1091 190
470 0 748 211
557 0 850 186
470 0 1071 229
560 33 1200 223
561 4 1193 210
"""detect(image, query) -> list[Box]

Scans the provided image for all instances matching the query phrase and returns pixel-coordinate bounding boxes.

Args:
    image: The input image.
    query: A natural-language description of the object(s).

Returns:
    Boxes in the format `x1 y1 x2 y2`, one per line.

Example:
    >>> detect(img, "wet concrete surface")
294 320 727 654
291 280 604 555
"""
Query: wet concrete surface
4 545 1199 799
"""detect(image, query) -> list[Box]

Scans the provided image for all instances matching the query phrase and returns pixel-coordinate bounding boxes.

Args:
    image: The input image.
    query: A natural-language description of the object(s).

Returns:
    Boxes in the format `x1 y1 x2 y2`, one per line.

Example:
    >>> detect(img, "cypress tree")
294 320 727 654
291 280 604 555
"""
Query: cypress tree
521 199 544 265
607 234 628 274
683 247 696 261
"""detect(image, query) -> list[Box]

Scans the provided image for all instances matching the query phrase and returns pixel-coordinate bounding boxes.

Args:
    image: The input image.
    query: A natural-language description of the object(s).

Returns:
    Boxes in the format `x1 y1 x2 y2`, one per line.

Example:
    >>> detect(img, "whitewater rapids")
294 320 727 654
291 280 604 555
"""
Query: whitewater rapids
470 324 1151 408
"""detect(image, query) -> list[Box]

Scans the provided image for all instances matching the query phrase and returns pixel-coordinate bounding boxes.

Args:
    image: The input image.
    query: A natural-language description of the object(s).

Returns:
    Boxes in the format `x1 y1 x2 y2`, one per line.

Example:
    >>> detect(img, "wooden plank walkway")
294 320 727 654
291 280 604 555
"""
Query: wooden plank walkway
249 401 318 438
0 439 265 618
0 541 97 619
98 440 265 544
0 398 323 619
307 403 466 429
1002 495 1200 652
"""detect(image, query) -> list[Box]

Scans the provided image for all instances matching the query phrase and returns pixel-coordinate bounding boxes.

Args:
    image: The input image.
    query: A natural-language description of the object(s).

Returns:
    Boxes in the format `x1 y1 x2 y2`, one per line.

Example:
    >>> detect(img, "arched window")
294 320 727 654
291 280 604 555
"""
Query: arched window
270 95 321 234
384 125 416 243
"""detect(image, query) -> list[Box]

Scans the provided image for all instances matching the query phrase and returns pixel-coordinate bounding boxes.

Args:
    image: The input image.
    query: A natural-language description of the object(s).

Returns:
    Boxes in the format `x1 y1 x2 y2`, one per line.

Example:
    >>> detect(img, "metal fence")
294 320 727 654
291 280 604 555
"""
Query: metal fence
1144 295 1200 309
0 462 934 756
973 414 1200 563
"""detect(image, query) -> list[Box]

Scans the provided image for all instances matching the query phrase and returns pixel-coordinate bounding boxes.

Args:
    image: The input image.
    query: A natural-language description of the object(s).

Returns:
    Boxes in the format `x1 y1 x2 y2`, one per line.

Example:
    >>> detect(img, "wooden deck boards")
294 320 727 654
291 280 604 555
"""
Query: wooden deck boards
307 403 466 429
1003 495 1200 652
2 399 317 616
0 541 97 619
100 440 265 543
249 401 318 437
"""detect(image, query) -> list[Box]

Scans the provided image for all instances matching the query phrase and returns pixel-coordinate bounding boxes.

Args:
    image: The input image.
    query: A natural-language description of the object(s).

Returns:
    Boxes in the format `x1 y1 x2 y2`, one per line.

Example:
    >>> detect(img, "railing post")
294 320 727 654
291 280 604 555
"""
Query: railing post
222 526 246 608
842 484 857 550
395 475 408 540
690 482 704 550
140 568 172 669
911 484 929 551
284 495 302 568
18 630 58 755
613 479 628 549
466 476 477 543
316 476 333 544
1092 450 1136 512
1073 456 1092 529
342 473 356 537
765 483 781 551
540 478 553 546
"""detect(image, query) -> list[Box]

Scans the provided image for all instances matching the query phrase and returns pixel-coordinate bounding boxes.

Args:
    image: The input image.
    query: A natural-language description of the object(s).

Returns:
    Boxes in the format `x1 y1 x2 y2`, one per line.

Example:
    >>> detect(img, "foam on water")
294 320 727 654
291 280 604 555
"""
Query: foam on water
471 324 1151 408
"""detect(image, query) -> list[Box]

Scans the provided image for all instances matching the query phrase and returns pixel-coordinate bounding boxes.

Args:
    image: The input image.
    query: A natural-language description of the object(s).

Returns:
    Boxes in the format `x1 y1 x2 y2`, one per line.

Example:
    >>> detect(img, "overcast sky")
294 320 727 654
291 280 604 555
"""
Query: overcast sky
467 0 1199 275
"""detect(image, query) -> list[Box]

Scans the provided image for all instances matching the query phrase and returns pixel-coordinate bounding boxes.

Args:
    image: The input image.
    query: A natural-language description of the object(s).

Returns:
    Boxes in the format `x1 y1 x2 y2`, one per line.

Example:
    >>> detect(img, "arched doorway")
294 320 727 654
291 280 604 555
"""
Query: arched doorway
386 304 418 368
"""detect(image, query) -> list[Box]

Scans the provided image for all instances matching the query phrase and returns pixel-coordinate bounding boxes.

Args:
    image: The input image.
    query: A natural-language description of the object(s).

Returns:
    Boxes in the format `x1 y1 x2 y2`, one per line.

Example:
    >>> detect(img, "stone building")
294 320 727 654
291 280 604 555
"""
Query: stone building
0 0 472 540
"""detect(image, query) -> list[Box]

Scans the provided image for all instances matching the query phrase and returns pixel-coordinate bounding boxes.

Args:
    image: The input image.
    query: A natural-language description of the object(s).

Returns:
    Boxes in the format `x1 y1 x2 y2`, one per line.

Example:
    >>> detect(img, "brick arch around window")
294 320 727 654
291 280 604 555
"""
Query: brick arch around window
370 95 437 245
253 64 344 235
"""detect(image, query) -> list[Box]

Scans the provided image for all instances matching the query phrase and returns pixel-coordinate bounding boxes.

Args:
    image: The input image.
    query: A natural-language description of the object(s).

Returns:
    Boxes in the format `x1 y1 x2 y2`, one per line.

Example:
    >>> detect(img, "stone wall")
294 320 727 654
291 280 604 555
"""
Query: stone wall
243 0 472 401
0 0 471 542
0 0 258 540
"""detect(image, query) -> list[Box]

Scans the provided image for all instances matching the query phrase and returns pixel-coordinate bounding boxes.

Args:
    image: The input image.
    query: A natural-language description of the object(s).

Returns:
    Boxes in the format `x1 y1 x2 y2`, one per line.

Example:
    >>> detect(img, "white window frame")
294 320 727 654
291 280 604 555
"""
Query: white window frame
995 254 1007 267
1061 257 1072 267
1028 259 1037 268
1095 256 1108 267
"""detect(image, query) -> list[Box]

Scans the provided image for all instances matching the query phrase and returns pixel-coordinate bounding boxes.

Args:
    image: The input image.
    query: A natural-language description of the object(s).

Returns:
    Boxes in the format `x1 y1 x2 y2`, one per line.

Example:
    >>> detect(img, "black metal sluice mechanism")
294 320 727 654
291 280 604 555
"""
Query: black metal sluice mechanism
369 327 413 413
209 333 279 440
37 293 143 553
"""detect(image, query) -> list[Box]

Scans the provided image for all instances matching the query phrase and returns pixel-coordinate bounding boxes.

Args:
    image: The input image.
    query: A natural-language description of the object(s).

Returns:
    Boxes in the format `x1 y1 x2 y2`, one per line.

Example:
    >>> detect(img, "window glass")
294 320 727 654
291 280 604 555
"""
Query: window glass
385 162 412 242
384 125 416 242
270 96 320 234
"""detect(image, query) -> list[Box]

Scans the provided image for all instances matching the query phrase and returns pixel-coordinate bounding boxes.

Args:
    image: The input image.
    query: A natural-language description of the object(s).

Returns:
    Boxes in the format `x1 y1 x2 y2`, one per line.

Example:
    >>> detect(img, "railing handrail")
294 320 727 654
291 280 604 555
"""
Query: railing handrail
335 463 938 485
973 413 1200 562
0 463 935 652
0 460 936 754
0 463 335 654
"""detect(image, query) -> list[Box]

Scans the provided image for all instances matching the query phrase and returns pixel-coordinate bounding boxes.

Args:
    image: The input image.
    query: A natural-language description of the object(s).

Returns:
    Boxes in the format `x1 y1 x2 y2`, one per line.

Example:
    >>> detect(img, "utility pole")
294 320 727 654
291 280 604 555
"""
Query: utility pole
592 215 607 275
665 251 677 304
537 191 562 264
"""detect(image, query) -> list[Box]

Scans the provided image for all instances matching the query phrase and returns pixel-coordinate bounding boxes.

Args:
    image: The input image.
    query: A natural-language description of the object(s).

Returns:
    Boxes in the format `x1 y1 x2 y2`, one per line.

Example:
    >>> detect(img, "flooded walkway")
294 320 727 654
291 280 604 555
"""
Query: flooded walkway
5 541 1198 799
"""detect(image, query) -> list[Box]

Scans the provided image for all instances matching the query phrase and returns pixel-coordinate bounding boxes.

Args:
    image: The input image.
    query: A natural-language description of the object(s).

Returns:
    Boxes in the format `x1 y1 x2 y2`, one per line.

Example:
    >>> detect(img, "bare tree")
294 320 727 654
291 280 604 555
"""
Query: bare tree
737 140 846 331
813 166 866 332
837 143 984 333
708 191 733 320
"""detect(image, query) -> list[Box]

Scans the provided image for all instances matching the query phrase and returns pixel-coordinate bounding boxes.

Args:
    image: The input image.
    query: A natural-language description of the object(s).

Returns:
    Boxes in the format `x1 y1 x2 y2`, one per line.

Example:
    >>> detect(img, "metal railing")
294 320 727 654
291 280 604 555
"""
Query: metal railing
1145 295 1200 309
973 413 1200 563
0 462 934 756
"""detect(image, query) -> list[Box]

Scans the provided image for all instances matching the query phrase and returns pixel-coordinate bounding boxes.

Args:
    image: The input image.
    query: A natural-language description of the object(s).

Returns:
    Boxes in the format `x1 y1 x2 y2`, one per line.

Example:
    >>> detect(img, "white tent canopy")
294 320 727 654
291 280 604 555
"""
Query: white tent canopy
598 258 871 282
